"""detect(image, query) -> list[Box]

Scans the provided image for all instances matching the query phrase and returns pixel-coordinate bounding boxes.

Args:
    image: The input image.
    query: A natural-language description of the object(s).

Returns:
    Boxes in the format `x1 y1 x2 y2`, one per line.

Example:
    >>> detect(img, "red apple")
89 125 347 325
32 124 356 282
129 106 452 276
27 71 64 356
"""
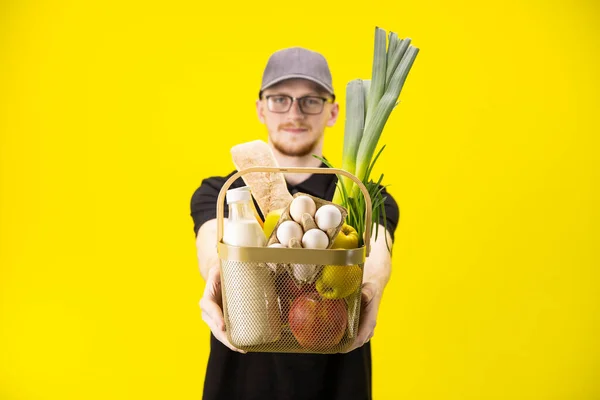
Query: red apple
288 292 348 350
276 273 315 320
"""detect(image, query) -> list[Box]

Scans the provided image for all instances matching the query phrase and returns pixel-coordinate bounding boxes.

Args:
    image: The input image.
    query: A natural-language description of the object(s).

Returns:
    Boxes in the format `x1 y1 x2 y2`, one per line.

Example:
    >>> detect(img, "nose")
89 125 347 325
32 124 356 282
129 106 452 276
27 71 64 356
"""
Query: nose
287 100 306 120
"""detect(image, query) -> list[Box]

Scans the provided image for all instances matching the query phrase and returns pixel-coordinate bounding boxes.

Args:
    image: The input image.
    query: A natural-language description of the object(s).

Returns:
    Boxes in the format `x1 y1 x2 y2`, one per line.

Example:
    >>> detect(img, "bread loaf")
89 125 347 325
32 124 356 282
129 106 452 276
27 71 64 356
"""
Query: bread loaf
230 140 293 216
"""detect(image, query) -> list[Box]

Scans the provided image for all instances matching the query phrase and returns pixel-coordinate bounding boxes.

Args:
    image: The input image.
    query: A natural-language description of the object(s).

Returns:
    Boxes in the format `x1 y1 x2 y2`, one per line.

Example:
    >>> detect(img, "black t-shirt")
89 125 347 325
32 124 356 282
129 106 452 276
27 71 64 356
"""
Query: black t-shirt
190 163 399 400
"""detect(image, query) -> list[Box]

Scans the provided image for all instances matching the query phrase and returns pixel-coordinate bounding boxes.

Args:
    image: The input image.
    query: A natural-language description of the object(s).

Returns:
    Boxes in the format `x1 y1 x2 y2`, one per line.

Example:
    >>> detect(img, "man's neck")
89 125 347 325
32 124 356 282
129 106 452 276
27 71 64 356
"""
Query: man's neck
271 145 324 186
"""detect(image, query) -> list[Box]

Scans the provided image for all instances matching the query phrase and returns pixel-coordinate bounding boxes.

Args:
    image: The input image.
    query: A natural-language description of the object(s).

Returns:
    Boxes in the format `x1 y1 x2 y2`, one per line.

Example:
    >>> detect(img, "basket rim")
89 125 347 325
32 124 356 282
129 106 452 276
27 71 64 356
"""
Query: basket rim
218 242 366 265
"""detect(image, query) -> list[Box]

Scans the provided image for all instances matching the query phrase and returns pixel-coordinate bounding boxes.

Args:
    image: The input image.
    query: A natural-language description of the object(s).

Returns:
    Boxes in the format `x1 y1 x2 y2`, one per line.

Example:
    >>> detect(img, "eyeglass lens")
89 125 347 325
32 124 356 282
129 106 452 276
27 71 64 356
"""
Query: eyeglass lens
267 95 326 114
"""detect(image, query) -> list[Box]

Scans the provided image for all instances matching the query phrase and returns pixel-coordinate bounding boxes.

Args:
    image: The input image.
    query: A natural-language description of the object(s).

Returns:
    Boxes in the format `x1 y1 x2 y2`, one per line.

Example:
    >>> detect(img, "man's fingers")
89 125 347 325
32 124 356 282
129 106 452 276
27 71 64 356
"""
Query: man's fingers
211 324 246 354
361 282 376 304
201 310 222 332
340 284 378 353
199 295 246 354
339 322 376 354
366 330 375 341
207 264 221 282
356 318 376 342
200 297 225 330
356 329 373 346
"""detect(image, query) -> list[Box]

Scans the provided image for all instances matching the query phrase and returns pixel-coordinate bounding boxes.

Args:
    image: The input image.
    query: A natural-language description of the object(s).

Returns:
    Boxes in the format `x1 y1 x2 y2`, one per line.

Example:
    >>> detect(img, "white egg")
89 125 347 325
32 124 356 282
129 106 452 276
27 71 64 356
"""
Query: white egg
314 205 342 231
301 228 329 249
276 220 304 246
289 196 317 223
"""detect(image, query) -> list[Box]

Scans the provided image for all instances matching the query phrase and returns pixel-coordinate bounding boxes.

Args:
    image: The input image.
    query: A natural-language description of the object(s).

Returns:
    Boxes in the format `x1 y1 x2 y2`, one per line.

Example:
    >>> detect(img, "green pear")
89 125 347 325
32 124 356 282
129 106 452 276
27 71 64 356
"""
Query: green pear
331 223 359 249
316 265 362 299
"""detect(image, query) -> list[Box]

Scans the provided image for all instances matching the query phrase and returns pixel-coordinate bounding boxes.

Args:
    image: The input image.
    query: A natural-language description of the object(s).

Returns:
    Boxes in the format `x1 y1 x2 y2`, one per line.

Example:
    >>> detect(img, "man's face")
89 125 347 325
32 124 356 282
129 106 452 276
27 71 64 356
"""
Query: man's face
256 78 339 157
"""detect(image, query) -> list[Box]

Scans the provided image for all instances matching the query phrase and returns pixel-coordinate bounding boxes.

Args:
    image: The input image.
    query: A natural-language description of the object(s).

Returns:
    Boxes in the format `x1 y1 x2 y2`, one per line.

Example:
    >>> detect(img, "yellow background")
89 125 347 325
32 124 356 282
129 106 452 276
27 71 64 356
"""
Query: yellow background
1 0 598 398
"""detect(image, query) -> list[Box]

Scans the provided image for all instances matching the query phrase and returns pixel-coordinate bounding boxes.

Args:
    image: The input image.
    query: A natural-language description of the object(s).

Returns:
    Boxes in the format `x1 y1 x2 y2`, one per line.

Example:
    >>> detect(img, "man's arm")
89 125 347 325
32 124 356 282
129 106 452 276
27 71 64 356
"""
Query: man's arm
196 218 220 281
342 223 393 352
363 223 393 298
195 218 246 353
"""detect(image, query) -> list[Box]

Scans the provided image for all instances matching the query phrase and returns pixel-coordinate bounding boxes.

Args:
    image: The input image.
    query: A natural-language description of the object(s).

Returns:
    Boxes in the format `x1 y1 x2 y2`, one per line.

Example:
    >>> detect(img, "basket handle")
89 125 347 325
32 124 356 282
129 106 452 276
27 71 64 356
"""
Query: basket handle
216 167 372 257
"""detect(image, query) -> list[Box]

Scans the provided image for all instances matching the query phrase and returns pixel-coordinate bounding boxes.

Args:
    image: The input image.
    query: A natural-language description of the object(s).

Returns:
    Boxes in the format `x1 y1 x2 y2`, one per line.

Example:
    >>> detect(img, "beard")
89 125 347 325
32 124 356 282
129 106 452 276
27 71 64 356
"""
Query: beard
270 126 323 157
271 136 318 157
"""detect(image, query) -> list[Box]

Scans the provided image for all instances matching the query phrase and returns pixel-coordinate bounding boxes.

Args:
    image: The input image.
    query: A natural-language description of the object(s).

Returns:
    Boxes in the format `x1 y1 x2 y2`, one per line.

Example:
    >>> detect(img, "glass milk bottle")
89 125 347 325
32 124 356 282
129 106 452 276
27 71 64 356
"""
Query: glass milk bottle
222 186 266 247
222 186 281 346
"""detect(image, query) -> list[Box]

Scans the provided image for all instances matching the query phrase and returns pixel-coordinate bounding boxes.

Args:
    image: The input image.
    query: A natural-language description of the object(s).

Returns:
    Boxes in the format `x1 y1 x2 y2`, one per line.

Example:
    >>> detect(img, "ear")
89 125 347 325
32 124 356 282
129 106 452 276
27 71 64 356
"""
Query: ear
256 99 266 124
326 102 339 127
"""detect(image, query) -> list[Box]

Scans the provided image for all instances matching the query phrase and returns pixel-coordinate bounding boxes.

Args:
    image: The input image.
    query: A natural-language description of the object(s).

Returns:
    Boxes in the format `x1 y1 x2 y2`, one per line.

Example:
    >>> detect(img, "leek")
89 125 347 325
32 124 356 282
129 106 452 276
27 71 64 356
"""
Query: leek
333 79 365 205
321 26 419 249
386 31 399 70
354 45 419 196
362 80 371 111
364 27 387 131
386 38 410 87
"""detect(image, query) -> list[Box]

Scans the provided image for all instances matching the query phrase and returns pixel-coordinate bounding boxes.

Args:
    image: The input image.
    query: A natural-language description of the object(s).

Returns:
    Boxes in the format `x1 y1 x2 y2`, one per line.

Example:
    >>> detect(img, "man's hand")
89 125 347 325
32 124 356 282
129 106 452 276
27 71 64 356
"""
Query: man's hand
341 281 382 353
199 265 247 354
338 224 393 353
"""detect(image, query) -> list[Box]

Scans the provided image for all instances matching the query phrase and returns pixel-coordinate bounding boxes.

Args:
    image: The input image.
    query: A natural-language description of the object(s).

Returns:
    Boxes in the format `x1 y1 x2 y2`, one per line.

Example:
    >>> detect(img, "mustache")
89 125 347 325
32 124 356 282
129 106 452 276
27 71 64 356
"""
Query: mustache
279 123 311 130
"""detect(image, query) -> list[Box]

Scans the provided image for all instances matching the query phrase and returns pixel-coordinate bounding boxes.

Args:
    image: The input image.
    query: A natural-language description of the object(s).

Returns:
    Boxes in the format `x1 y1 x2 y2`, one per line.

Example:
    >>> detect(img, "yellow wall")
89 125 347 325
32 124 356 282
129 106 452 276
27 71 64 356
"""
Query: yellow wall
1 1 598 399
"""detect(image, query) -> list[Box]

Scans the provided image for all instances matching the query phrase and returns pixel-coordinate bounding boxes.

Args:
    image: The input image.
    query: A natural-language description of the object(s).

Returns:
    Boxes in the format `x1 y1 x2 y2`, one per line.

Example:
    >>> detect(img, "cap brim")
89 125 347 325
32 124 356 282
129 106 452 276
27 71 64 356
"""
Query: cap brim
260 74 334 96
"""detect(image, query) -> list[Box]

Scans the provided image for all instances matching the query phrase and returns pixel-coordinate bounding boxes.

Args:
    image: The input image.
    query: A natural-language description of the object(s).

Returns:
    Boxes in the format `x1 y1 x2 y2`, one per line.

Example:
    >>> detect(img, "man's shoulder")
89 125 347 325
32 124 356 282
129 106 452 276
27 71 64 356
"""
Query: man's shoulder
191 170 244 199
199 170 237 186
190 170 243 234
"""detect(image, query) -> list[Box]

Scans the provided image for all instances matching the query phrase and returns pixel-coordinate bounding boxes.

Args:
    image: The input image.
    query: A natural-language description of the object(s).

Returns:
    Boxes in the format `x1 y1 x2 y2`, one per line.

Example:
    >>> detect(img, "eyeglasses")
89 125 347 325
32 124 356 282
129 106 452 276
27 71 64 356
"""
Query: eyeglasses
264 95 333 115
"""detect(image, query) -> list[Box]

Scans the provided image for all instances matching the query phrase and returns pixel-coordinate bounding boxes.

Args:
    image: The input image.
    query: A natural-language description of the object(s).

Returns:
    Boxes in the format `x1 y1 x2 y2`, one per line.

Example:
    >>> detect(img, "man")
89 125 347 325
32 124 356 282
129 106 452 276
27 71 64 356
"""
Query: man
190 47 399 400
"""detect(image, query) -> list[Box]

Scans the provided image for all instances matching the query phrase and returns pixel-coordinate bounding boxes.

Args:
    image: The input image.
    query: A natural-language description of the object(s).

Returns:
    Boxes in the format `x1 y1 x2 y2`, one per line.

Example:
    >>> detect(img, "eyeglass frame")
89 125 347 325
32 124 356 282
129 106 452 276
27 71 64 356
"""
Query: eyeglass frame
260 94 336 115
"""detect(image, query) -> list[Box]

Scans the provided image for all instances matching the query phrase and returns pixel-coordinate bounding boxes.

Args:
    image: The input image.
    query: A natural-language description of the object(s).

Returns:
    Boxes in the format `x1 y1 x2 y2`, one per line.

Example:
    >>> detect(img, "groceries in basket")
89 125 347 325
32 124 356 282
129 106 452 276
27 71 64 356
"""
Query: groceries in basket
217 140 366 352
221 185 362 351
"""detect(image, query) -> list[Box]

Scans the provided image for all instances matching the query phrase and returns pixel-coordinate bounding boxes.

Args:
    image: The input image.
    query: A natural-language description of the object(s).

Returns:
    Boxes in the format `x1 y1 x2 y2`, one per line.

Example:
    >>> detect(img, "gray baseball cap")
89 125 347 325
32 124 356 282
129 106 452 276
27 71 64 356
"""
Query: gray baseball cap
259 47 335 98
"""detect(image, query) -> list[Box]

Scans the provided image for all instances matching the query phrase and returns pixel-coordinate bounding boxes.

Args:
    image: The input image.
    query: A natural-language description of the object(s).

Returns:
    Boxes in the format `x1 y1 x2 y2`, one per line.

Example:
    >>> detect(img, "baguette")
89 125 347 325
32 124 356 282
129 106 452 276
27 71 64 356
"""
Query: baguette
230 140 293 216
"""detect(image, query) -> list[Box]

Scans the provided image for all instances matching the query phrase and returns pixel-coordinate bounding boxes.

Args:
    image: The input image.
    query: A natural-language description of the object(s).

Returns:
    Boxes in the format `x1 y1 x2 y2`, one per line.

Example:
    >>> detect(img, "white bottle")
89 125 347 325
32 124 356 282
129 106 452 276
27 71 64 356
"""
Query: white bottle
222 186 266 248
221 186 281 346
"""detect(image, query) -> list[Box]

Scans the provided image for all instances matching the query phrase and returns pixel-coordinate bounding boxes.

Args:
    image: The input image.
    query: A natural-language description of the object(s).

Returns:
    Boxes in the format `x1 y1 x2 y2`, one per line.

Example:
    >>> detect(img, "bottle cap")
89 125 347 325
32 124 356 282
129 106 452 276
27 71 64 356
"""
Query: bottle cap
226 186 252 204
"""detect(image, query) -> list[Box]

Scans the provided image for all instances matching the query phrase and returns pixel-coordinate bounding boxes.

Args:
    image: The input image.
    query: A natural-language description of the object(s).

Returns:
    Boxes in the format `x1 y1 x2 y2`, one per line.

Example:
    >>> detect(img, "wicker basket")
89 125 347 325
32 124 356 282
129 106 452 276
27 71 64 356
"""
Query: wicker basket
216 167 372 354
